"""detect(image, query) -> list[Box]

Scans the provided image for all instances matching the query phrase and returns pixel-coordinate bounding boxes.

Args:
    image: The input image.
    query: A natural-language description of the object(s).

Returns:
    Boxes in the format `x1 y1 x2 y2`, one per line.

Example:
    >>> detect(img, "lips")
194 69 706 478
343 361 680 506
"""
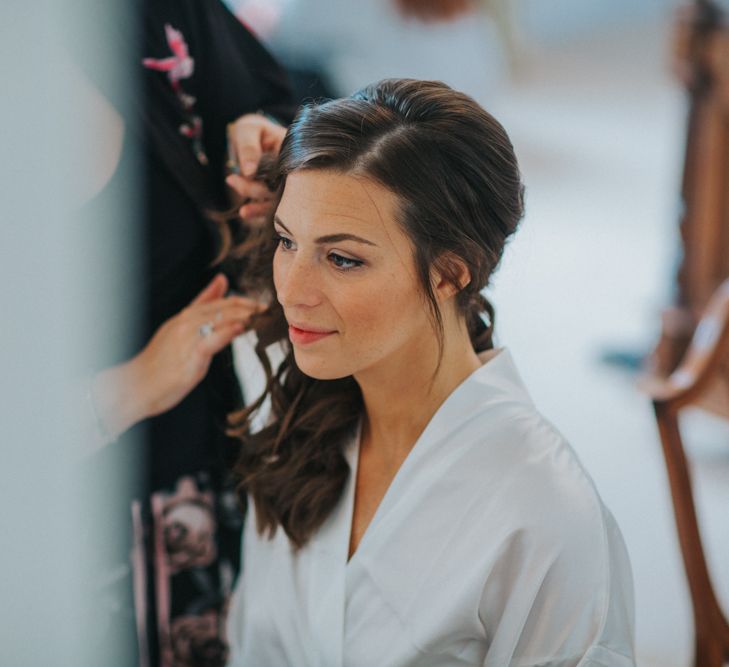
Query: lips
288 323 336 346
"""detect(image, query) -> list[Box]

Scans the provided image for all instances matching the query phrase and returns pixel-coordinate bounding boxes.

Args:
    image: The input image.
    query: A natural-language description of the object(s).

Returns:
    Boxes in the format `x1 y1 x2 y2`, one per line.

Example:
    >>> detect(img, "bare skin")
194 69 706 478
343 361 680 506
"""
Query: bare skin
90 274 264 446
225 113 287 225
272 170 481 559
348 309 482 558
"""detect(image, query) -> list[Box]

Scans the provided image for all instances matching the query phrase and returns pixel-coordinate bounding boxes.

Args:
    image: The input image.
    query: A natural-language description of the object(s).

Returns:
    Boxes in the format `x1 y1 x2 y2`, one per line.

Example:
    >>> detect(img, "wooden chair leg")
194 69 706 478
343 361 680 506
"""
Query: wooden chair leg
654 403 729 666
694 636 728 667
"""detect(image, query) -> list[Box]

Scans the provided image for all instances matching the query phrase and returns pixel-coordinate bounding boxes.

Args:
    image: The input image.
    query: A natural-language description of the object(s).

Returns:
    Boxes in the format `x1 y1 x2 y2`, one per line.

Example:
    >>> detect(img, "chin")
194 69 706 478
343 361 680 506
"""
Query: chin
292 350 351 381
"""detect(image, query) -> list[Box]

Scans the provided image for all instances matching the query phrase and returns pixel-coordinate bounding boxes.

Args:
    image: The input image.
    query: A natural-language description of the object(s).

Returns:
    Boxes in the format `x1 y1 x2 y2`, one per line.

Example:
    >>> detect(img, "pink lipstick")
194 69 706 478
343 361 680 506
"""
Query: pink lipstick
288 325 336 345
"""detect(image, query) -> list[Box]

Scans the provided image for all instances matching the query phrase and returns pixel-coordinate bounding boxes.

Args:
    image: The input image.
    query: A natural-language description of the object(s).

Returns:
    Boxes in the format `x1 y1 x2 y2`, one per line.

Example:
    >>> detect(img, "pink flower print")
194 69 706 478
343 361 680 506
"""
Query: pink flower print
179 116 202 140
178 91 197 112
142 24 208 164
179 116 208 165
166 611 228 667
161 477 217 574
142 24 194 86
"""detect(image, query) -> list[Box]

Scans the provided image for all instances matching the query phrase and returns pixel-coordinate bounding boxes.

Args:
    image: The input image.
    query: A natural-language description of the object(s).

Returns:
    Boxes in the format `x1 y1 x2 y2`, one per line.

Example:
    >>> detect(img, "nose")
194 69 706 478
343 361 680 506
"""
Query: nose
274 252 322 309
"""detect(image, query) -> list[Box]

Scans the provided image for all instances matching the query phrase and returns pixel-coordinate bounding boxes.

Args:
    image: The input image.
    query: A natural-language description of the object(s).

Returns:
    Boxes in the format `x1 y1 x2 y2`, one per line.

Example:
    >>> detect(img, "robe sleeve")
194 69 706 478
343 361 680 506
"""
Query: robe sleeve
193 0 296 124
142 0 296 209
190 0 296 189
478 492 635 666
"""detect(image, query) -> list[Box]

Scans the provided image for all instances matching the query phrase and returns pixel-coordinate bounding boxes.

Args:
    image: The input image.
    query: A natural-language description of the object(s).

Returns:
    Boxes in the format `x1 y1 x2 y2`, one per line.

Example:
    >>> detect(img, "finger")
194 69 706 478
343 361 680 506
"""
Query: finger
239 200 273 220
190 274 228 307
201 307 265 335
200 321 247 356
230 124 265 177
240 213 269 229
225 174 273 201
260 124 287 154
197 296 267 318
191 303 266 334
225 174 247 199
219 304 266 325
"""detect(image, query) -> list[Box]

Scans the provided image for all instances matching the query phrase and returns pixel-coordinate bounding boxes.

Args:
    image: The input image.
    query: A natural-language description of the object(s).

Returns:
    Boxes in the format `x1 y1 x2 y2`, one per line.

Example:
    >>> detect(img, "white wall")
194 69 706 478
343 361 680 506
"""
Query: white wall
518 0 680 43
0 2 137 664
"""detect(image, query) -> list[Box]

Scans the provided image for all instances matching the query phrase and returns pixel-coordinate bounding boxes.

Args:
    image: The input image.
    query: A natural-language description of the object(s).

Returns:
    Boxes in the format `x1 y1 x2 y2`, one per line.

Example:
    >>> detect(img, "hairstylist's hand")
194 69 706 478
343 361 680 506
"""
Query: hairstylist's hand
127 274 264 421
88 275 264 448
225 113 287 226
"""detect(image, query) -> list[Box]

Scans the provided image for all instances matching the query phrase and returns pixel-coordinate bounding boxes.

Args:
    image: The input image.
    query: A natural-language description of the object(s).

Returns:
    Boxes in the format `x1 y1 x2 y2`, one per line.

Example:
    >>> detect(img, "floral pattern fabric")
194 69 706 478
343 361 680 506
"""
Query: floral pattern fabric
83 1 294 664
143 24 208 165
132 473 242 667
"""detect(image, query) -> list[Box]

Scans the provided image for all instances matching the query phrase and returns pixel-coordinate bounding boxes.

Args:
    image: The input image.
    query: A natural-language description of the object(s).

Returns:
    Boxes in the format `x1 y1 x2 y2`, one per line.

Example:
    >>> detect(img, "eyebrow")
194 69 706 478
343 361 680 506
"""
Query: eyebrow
274 215 378 247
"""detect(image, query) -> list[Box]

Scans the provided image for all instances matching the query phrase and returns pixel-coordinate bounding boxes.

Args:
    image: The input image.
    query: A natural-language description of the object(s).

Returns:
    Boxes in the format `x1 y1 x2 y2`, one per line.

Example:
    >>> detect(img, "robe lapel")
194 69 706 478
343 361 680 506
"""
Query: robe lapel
308 429 361 666
349 350 529 559
346 350 534 611
308 351 530 662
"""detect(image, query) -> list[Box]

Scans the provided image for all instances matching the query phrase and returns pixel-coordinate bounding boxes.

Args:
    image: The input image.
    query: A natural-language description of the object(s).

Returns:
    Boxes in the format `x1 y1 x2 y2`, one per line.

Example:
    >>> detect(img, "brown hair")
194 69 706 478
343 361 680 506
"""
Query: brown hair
230 78 525 548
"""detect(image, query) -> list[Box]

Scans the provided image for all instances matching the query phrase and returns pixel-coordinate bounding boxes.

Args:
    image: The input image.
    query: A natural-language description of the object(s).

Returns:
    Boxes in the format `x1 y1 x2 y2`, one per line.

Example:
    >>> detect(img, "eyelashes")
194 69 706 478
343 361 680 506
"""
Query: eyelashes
272 233 294 251
329 253 363 271
272 233 365 272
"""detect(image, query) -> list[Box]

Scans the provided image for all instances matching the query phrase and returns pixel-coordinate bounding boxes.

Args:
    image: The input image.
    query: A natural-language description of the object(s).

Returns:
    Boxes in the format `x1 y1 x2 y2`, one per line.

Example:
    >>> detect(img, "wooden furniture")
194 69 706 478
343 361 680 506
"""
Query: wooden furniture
643 5 729 662
640 278 729 667
650 0 729 378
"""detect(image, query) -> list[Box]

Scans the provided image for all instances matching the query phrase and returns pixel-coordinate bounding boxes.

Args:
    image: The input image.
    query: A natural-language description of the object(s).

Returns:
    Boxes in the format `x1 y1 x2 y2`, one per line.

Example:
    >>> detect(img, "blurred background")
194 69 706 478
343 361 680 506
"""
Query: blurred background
2 0 728 665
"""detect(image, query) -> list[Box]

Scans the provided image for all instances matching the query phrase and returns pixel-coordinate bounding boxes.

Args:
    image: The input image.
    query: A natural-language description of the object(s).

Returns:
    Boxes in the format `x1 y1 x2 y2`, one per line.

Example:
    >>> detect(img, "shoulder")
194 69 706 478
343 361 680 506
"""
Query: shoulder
454 350 620 564
470 410 635 661
476 405 614 577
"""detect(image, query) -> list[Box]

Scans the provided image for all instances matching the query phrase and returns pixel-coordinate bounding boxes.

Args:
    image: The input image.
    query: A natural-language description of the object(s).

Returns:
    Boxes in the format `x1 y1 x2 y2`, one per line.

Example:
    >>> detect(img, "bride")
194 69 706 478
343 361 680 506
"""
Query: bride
226 78 635 667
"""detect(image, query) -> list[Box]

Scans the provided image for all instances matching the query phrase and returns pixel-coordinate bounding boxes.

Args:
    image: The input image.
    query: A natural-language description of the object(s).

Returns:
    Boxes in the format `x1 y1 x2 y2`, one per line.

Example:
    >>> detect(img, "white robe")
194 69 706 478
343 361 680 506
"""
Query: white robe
226 349 635 666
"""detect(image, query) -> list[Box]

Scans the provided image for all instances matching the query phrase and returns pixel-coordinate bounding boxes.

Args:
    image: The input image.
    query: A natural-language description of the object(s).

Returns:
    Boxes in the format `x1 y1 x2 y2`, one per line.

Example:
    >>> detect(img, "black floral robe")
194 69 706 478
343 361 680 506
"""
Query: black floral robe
81 2 294 665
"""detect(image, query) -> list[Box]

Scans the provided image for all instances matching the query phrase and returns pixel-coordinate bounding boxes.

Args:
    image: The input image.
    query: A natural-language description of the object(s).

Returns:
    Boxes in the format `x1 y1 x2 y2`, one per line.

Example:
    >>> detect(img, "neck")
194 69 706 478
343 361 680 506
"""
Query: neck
354 316 481 461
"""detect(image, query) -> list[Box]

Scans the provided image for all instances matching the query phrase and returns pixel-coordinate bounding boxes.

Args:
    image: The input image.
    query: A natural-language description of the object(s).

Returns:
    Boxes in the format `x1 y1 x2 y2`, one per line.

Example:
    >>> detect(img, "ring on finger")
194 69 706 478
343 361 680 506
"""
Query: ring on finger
198 321 214 338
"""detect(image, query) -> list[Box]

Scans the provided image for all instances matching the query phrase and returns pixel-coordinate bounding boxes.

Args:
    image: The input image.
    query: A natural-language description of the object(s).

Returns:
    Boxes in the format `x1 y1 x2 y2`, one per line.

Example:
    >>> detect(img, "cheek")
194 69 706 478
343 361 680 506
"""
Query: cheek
337 274 425 350
272 249 284 291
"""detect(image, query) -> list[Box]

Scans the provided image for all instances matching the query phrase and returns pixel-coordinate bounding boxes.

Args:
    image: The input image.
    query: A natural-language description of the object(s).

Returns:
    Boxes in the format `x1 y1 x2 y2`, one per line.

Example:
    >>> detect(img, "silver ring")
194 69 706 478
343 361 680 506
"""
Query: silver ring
198 321 214 338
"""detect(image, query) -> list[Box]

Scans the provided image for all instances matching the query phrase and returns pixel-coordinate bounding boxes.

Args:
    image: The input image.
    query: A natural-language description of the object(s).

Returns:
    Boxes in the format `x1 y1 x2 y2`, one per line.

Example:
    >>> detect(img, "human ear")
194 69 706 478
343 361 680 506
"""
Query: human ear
431 253 471 303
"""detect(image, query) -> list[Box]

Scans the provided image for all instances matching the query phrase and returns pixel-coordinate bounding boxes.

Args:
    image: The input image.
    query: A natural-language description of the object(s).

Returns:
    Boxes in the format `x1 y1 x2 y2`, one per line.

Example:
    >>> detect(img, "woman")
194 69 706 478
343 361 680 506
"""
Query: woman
226 79 635 666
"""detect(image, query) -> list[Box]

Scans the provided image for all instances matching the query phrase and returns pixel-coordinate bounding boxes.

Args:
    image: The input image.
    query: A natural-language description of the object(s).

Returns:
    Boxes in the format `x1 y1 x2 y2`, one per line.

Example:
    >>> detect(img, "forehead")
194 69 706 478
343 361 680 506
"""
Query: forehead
275 169 405 243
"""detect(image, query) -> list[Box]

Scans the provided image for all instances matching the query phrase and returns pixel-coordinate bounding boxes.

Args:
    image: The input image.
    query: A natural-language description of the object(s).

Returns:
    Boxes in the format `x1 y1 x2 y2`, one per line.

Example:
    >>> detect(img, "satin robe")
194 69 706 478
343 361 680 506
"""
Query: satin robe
227 349 635 666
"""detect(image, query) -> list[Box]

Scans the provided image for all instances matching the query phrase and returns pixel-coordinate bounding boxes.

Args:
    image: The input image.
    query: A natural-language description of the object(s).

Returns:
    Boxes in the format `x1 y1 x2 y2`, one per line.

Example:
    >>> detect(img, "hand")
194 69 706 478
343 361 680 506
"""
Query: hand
133 274 264 418
225 113 287 226
94 274 265 440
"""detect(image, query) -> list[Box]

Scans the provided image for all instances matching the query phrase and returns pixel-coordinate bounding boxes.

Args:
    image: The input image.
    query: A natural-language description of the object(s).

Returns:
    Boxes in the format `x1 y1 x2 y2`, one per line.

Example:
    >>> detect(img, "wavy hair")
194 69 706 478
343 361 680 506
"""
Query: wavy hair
229 79 525 548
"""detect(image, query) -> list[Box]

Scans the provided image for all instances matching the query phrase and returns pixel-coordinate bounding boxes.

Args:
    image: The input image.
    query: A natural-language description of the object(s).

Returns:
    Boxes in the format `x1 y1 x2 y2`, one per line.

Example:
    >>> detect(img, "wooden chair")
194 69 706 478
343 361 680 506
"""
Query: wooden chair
649 0 729 378
640 278 729 667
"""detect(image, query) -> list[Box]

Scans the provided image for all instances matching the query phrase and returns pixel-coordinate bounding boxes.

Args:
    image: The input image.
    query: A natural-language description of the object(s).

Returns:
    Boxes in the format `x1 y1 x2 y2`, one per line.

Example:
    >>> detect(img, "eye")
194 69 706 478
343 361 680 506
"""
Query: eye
329 252 363 271
272 233 294 251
